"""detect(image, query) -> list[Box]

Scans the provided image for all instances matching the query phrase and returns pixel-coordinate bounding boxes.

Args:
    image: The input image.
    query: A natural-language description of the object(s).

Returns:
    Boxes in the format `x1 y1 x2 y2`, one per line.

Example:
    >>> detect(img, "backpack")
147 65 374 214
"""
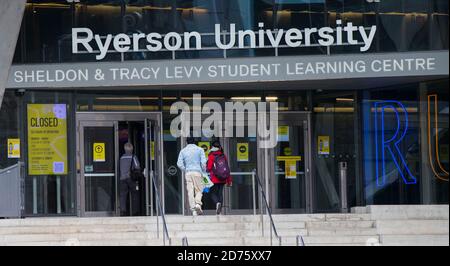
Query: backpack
212 153 230 180
129 155 143 182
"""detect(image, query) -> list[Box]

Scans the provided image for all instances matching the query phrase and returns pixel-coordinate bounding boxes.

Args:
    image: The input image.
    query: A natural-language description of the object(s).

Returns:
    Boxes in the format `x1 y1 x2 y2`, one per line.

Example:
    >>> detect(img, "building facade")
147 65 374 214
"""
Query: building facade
0 0 448 217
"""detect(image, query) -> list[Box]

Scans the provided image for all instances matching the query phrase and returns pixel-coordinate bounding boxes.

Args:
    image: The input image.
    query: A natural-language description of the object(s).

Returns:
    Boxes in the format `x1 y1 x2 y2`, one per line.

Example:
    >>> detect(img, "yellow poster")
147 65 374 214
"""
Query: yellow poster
237 143 249 162
150 141 155 161
7 138 20 159
27 104 68 175
318 136 330 155
277 126 289 142
93 143 106 162
285 160 297 179
198 142 210 157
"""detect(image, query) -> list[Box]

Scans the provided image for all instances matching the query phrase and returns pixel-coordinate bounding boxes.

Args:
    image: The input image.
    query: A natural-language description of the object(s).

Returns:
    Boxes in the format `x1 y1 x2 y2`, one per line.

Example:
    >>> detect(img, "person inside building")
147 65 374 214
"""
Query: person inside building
177 137 207 216
119 142 141 216
207 140 232 215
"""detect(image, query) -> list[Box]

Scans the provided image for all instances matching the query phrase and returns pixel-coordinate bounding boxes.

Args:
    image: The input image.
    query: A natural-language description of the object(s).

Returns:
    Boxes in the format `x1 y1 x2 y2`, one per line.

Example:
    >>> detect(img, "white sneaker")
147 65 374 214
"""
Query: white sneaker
216 202 222 215
195 204 203 215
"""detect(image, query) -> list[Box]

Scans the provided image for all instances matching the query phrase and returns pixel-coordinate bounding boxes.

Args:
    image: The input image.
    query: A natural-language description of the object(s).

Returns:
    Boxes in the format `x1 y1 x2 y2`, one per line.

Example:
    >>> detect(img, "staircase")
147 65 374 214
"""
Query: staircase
353 205 449 246
0 205 447 246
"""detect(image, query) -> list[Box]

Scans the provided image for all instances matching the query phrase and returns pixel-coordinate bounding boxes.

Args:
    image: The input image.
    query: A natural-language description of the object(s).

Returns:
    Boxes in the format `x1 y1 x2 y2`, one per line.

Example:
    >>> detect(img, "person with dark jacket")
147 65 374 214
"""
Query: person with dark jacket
206 141 232 215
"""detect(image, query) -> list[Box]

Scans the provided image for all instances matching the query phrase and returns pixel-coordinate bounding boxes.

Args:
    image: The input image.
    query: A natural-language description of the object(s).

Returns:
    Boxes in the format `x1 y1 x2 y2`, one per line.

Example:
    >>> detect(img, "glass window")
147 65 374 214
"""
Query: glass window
421 79 449 204
22 0 73 63
124 0 174 61
313 91 358 212
431 0 449 50
377 0 430 52
276 0 327 56
362 85 421 204
0 92 21 170
328 0 378 54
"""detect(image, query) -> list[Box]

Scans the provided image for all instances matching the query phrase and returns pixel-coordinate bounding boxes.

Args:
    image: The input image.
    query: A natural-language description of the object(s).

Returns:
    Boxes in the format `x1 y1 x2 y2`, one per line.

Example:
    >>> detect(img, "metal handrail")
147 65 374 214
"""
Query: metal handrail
182 236 189 246
296 235 305 246
152 172 171 246
253 169 282 246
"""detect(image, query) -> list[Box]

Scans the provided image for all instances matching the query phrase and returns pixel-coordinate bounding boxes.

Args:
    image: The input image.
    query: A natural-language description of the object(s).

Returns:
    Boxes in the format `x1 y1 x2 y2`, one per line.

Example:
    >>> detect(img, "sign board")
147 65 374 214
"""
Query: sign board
237 143 249 162
198 142 210 157
7 139 20 159
27 104 68 175
285 160 297 179
277 126 289 142
93 143 106 162
277 156 302 161
318 136 330 155
7 51 448 89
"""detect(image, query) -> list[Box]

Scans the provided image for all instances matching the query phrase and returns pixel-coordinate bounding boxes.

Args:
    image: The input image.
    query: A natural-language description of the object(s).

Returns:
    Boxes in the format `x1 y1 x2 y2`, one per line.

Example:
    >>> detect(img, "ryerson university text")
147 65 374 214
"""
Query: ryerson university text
72 20 377 60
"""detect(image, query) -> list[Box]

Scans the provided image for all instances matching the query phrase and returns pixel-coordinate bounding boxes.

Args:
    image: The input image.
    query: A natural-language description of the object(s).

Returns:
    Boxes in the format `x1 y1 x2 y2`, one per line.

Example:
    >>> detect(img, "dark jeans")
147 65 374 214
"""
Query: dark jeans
120 178 139 215
210 183 225 205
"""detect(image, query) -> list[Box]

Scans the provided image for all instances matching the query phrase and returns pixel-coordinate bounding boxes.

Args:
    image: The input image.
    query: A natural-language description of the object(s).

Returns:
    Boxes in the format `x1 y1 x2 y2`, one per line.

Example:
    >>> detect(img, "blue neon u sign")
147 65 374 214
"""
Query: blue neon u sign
374 101 417 187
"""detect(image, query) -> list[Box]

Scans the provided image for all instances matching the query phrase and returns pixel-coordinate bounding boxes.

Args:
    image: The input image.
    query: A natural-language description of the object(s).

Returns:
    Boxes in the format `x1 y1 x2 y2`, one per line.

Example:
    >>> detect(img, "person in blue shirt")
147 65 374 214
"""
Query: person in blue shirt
177 137 207 216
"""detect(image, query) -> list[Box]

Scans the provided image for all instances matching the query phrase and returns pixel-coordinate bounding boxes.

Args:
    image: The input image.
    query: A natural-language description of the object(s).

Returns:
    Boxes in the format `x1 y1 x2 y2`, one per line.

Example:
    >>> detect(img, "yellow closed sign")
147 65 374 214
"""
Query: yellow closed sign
93 143 106 162
27 104 68 175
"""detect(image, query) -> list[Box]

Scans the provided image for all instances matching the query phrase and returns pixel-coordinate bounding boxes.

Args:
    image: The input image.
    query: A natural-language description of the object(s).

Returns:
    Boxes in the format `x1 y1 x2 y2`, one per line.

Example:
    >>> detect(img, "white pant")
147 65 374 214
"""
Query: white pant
185 171 204 210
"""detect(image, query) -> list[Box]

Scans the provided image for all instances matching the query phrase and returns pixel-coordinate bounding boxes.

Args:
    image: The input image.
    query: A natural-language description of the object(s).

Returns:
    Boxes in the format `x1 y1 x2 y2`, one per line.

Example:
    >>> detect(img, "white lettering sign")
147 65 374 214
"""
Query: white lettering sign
71 20 377 60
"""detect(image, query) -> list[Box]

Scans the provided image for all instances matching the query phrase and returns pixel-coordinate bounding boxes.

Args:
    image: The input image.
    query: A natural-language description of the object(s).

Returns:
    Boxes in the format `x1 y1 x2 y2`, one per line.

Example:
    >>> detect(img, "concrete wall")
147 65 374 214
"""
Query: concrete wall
0 0 26 109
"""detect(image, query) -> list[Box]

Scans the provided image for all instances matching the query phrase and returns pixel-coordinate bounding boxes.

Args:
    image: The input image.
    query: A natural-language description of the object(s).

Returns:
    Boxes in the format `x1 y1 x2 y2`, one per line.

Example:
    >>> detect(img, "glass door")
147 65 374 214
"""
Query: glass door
79 121 118 216
224 114 259 215
269 113 312 214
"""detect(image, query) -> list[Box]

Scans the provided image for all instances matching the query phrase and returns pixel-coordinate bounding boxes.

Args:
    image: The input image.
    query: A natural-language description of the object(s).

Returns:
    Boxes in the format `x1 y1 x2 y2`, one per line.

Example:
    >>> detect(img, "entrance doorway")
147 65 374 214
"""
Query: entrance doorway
180 113 259 215
267 112 312 214
76 112 163 217
181 112 312 215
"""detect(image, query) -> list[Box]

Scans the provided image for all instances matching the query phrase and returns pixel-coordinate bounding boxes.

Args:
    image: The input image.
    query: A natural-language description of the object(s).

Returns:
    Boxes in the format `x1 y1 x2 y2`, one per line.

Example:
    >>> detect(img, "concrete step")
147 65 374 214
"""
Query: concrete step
0 231 162 242
376 220 449 235
380 235 449 246
307 228 378 236
306 220 375 229
0 239 166 246
302 235 380 245
367 205 449 220
0 224 153 234
323 214 372 221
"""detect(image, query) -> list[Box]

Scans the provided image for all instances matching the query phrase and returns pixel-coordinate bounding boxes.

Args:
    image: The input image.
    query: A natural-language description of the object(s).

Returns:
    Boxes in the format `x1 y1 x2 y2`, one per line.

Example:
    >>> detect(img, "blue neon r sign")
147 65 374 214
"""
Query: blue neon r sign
374 101 417 187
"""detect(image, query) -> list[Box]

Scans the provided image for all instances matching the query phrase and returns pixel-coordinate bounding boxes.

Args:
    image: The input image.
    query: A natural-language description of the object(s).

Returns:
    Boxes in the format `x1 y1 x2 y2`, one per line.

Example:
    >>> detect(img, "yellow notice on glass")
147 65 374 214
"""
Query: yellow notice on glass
318 136 330 155
277 126 289 142
237 143 249 162
7 138 20 159
285 160 297 179
198 142 210 157
93 143 106 162
27 104 68 175
150 141 155 161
